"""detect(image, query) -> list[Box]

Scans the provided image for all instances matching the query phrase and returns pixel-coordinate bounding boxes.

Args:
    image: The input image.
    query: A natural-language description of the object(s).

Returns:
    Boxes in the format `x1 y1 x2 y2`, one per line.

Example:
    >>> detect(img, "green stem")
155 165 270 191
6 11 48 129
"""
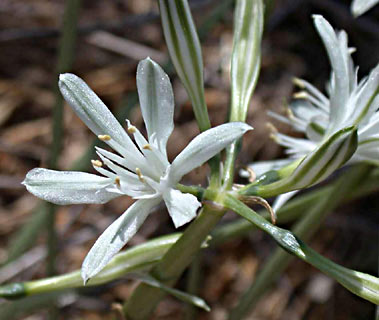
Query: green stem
123 202 225 319
184 253 203 320
229 164 372 320
223 172 379 306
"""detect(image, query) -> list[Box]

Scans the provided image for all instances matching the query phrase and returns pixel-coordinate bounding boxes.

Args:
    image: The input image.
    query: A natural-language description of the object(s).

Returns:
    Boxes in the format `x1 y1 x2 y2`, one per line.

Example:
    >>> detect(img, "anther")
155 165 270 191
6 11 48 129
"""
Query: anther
115 176 121 187
269 133 279 143
143 144 152 150
266 122 278 134
98 134 111 141
135 168 145 182
292 77 305 88
91 160 103 167
293 91 308 99
127 125 137 134
285 107 295 119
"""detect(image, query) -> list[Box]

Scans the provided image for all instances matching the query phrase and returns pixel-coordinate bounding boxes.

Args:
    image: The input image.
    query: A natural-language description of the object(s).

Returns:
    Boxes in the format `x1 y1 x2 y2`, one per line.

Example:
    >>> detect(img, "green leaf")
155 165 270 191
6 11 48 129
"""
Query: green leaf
128 273 210 311
158 0 210 132
0 234 180 299
230 0 264 122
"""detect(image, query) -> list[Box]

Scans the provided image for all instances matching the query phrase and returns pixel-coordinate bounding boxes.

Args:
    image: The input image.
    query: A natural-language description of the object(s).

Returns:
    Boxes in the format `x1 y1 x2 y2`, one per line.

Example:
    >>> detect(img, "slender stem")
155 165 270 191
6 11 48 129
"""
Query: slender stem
228 164 372 320
123 203 225 319
223 168 379 306
184 253 203 320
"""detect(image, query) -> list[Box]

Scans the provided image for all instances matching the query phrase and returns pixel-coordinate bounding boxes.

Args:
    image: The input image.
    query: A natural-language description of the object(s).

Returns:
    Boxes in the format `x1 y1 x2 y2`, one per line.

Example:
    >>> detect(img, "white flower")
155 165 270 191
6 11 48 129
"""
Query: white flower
263 15 379 171
23 58 252 282
241 15 378 209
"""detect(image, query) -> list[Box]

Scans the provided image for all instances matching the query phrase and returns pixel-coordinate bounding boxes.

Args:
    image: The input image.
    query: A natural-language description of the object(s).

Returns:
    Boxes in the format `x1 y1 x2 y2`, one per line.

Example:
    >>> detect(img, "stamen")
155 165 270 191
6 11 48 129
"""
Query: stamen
292 77 305 88
285 106 295 119
135 167 145 182
293 91 308 99
142 144 152 150
91 160 103 167
266 122 278 134
115 176 121 187
98 134 111 141
127 125 137 134
269 133 279 143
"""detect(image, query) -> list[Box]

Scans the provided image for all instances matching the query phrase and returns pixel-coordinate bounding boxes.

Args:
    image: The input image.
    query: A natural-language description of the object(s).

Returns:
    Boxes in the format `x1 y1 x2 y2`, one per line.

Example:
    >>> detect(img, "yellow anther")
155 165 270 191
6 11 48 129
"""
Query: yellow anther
269 133 279 143
135 168 145 182
127 125 137 134
292 77 305 88
91 160 103 167
115 176 121 187
98 134 111 141
293 91 308 99
266 122 278 134
143 144 152 150
286 107 295 119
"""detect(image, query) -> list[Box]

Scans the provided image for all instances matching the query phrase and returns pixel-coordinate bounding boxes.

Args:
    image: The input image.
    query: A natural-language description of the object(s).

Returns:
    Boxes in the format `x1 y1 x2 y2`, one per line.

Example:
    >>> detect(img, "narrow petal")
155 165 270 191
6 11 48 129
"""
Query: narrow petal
163 189 201 228
137 58 174 154
59 73 143 160
351 0 379 17
81 198 160 283
23 168 119 205
170 122 252 182
272 190 298 212
313 15 350 133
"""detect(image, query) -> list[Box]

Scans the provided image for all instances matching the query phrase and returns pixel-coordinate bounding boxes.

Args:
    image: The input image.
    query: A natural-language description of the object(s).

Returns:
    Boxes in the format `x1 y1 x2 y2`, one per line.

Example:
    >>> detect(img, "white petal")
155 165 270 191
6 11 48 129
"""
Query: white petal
351 0 379 16
272 191 298 212
313 15 350 133
81 198 160 283
59 73 143 159
170 122 252 182
23 168 119 205
351 64 379 125
137 58 174 154
163 189 201 228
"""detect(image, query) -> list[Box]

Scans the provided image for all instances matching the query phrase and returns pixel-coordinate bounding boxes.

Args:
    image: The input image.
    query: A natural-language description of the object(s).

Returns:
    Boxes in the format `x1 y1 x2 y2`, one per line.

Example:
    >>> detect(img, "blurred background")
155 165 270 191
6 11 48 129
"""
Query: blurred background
0 0 378 319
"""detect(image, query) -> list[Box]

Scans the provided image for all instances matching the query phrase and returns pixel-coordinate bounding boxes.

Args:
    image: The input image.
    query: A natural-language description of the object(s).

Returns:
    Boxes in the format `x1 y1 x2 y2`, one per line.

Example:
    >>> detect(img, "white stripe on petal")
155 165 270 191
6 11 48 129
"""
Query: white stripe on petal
163 188 201 228
81 198 160 283
22 168 119 205
137 58 174 155
170 122 252 182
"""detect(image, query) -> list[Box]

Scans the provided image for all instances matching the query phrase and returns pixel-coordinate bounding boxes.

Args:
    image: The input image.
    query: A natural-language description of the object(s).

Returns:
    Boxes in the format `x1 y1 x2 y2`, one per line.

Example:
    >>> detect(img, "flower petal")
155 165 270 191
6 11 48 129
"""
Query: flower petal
137 58 174 154
351 0 379 17
59 73 143 161
163 189 201 228
81 198 160 283
170 122 252 182
23 168 119 205
313 15 350 133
